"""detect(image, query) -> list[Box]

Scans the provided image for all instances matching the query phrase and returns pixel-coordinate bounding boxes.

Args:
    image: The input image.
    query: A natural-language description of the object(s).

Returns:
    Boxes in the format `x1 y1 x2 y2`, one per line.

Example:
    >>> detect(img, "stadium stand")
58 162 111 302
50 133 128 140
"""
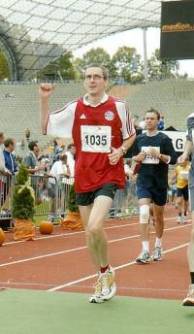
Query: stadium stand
1 78 194 153
127 79 194 130
0 81 84 151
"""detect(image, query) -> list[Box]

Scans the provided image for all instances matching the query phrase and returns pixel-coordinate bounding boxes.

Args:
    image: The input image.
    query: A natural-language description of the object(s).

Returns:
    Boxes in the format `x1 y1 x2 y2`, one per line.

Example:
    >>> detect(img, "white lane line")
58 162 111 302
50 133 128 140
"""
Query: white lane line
4 215 183 246
48 242 189 292
0 223 190 269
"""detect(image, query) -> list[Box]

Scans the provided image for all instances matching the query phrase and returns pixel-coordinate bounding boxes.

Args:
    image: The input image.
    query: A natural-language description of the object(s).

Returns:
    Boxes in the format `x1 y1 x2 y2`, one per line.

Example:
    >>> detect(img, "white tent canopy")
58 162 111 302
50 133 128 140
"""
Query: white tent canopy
0 0 180 79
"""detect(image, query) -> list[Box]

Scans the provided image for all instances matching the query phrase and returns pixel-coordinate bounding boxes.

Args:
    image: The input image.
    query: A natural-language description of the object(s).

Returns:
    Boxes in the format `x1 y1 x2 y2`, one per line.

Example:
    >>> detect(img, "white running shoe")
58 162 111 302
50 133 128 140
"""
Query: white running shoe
152 247 162 261
182 285 194 306
136 251 151 264
177 215 183 224
100 267 117 302
89 274 104 304
89 268 116 303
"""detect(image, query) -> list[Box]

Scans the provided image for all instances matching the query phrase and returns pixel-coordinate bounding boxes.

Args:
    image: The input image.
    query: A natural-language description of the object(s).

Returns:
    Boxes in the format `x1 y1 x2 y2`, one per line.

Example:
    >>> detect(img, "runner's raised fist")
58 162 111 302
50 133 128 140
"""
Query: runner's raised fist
39 83 55 98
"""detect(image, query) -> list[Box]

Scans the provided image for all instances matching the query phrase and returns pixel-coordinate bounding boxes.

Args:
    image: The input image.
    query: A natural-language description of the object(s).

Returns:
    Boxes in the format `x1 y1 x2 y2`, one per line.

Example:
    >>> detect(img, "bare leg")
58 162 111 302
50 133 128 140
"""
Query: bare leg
153 204 165 239
79 204 100 268
79 196 112 271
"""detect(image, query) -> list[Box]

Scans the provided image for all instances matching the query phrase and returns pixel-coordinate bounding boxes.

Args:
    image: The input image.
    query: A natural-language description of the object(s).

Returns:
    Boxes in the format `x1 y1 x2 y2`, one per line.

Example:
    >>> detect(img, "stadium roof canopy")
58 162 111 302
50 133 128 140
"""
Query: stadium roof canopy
0 0 179 80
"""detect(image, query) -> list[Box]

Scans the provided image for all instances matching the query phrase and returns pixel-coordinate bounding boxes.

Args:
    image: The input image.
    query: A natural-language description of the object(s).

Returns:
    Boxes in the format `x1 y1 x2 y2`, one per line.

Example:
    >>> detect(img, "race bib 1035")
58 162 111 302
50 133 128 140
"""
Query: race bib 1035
81 125 111 153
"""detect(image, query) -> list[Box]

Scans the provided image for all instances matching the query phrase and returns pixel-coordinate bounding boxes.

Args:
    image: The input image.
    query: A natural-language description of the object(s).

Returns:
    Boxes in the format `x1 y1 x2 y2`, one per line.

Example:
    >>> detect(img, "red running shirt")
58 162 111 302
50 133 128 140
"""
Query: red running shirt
47 95 135 192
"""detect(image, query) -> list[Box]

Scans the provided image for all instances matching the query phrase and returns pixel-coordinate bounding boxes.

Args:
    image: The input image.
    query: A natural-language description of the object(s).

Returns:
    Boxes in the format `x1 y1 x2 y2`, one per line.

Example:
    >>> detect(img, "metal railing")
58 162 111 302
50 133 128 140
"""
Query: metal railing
110 180 138 218
0 173 13 220
0 172 138 225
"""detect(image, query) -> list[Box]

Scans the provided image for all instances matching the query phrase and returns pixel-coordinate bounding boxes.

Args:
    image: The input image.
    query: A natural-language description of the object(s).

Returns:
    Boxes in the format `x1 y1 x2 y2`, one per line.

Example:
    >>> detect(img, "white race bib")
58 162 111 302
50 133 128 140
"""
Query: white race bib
142 146 160 164
81 125 111 153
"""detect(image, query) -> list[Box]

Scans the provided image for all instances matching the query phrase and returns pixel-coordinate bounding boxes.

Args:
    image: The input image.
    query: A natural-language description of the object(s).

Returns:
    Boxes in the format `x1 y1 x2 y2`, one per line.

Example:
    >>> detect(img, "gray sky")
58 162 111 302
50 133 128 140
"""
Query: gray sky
73 27 194 77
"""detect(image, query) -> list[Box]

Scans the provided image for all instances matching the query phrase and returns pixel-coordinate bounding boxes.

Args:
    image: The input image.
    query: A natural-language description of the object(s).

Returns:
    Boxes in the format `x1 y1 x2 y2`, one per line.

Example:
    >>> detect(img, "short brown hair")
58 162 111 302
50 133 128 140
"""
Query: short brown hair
4 138 14 148
0 132 4 138
84 64 109 80
146 108 160 121
59 154 67 163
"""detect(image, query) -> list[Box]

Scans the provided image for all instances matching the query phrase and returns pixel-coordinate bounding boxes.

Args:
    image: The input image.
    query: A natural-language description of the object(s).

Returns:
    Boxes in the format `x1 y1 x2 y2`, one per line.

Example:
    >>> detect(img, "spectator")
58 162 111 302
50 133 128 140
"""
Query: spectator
0 132 10 175
66 143 76 178
24 141 45 174
49 153 70 181
3 138 18 175
53 138 63 163
48 153 71 222
0 133 11 209
158 115 165 131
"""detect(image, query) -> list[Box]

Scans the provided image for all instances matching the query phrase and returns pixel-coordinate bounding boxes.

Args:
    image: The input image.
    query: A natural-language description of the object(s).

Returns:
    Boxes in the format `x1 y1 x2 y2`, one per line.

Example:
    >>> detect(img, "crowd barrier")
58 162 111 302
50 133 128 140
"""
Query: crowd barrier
110 181 138 218
0 172 138 226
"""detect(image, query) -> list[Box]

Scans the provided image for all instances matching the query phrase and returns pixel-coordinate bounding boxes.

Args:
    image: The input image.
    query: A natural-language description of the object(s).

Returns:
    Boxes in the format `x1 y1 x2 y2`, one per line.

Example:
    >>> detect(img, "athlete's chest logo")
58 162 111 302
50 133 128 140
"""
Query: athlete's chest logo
104 111 115 121
80 113 86 119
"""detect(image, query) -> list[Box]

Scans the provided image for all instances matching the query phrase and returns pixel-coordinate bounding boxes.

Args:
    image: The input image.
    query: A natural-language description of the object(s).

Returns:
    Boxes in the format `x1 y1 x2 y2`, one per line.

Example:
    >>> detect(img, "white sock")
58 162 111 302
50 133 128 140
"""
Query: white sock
155 237 162 248
142 241 149 252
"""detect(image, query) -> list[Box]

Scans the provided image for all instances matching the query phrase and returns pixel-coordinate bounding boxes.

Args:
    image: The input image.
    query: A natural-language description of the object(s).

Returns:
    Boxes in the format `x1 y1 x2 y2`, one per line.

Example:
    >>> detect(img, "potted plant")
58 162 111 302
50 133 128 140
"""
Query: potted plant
61 184 83 230
12 164 36 240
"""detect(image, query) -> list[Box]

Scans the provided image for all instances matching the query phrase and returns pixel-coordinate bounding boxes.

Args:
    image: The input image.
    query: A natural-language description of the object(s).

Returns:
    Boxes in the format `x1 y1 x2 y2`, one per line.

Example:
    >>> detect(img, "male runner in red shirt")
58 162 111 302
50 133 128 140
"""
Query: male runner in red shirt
40 65 136 303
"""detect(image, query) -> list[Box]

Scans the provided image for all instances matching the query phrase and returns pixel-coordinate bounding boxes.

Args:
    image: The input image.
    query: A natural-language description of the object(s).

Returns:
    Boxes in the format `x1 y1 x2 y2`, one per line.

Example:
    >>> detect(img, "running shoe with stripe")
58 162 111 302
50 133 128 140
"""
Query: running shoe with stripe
89 274 104 304
100 267 116 301
89 268 116 303
136 251 151 264
182 285 194 306
152 247 162 261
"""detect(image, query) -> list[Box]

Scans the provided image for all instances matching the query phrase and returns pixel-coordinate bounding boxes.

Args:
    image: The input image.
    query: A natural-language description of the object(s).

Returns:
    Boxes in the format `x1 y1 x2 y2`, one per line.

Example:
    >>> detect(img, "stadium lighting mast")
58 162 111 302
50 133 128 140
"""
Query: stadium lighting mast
143 28 148 82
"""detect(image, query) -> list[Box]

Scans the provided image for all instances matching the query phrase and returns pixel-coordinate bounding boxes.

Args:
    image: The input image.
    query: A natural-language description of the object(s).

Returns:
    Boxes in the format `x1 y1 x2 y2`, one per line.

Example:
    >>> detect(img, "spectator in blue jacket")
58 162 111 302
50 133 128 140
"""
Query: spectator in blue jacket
3 138 18 175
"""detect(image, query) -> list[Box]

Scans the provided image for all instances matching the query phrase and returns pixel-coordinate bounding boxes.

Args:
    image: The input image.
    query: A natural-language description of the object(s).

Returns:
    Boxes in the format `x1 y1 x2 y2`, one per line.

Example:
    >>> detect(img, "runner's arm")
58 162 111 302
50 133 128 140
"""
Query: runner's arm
39 83 55 135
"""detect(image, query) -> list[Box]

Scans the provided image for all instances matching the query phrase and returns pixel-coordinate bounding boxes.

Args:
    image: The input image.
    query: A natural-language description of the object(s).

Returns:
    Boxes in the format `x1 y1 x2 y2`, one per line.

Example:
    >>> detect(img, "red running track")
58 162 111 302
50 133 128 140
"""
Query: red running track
0 205 191 300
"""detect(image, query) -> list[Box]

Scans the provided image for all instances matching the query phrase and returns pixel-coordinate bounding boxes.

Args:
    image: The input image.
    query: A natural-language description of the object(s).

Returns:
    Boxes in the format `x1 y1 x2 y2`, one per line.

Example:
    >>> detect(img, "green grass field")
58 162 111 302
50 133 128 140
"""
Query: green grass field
0 289 194 334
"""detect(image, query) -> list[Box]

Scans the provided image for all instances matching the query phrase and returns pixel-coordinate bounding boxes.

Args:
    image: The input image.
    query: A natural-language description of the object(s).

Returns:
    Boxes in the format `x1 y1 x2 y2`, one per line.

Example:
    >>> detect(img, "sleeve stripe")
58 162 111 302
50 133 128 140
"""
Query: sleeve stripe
126 108 135 136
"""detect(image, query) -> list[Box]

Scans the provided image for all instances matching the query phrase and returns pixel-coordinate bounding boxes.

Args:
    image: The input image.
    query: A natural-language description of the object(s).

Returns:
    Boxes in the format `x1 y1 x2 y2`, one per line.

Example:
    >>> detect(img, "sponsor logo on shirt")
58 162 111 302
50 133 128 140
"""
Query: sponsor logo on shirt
104 111 114 121
80 114 86 119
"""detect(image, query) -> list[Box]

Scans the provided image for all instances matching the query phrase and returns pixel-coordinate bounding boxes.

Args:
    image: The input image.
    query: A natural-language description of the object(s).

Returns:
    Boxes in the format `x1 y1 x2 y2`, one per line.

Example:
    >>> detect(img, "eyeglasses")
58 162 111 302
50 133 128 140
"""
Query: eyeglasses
85 74 104 81
145 117 157 120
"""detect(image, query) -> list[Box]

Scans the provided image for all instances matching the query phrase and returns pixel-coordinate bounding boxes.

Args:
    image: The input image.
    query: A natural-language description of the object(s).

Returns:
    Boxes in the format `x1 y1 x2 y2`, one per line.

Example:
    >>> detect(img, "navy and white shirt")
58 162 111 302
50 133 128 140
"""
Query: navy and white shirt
133 132 177 189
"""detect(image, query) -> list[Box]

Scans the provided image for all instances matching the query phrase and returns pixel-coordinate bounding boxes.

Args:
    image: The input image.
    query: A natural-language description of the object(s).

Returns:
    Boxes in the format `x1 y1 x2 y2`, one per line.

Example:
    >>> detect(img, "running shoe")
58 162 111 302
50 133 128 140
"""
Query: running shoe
136 251 151 264
100 267 117 301
89 268 116 303
182 285 194 306
152 247 162 261
177 215 183 224
89 274 104 304
183 215 188 223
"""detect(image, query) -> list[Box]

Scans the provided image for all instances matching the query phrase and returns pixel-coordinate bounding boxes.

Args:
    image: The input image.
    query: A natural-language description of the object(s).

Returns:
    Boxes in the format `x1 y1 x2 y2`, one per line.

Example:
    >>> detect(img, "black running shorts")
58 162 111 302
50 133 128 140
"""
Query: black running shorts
76 183 118 206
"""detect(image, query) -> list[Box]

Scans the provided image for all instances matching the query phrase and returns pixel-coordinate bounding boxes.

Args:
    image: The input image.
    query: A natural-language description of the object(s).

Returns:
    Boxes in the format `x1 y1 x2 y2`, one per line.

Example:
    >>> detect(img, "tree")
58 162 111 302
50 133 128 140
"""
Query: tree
75 47 115 78
0 51 10 80
12 165 35 220
67 184 79 213
111 46 143 83
37 51 76 81
148 49 179 80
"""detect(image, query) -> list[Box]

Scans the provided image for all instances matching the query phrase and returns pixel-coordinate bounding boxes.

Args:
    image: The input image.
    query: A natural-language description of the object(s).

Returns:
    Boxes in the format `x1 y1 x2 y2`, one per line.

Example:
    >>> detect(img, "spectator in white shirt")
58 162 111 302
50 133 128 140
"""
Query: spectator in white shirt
66 143 76 178
48 154 70 222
